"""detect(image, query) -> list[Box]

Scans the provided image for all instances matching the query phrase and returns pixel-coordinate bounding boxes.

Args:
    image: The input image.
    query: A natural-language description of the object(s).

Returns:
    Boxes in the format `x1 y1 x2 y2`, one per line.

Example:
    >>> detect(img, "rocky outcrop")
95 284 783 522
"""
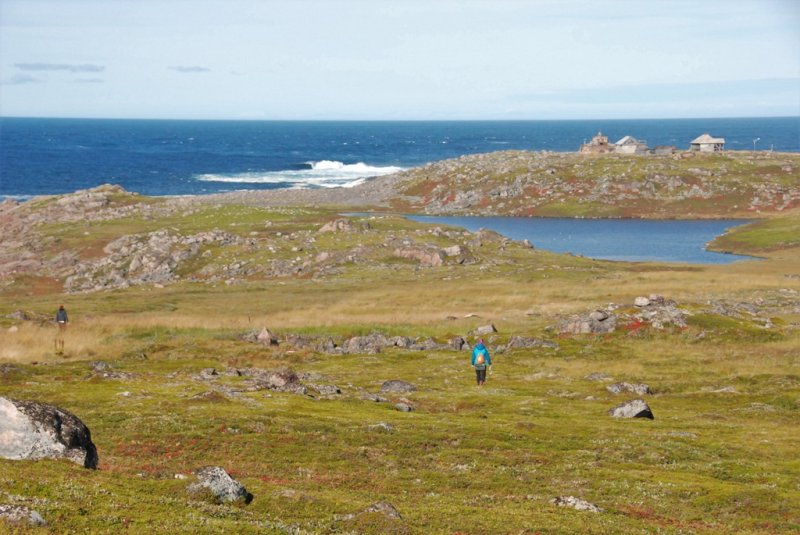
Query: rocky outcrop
505 336 559 349
559 310 617 334
188 466 253 504
632 294 687 329
608 399 654 419
0 397 99 468
65 229 241 292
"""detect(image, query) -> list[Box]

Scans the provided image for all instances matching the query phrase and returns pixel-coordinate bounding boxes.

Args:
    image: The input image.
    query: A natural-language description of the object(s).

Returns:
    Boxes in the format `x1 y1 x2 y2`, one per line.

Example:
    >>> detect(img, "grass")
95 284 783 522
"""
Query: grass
1 190 799 533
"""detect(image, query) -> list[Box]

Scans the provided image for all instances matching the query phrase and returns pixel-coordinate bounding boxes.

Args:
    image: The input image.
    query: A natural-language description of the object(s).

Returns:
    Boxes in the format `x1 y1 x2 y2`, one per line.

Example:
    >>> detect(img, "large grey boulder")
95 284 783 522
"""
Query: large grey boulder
188 466 253 504
0 504 47 526
380 380 416 394
608 399 654 419
0 397 98 469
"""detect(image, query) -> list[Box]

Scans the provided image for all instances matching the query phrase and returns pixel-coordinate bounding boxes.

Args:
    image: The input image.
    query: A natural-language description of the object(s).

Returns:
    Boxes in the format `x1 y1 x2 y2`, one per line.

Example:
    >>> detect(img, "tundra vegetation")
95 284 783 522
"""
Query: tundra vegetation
0 151 798 533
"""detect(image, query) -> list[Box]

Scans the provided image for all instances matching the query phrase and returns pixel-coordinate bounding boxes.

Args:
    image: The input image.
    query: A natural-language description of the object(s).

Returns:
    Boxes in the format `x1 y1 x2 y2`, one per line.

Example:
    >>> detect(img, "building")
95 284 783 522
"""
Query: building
579 132 613 154
690 133 725 152
613 135 649 154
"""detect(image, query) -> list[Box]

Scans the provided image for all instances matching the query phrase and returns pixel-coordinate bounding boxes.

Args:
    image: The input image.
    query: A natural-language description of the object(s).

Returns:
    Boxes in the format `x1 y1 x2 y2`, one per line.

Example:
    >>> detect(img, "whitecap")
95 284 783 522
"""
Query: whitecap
194 160 403 189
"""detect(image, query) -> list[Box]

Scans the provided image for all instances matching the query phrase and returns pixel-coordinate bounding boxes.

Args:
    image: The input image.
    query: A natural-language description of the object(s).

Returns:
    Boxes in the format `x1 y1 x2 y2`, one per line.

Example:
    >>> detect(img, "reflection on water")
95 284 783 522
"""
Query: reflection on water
403 215 754 264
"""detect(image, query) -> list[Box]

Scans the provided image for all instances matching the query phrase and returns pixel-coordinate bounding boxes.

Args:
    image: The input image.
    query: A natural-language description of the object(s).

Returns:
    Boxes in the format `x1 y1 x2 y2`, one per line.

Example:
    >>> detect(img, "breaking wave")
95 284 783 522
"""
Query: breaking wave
194 160 403 189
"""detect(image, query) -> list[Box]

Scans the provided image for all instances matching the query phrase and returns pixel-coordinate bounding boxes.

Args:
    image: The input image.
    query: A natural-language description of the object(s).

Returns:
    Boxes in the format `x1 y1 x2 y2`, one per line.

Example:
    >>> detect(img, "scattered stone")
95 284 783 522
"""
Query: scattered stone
606 382 652 395
551 496 602 513
0 504 47 526
197 368 218 380
394 403 414 412
369 422 394 432
634 296 651 307
363 501 402 519
474 324 497 335
505 336 558 349
318 219 369 233
584 372 613 382
7 326 18 333
187 466 253 504
380 380 416 394
608 399 654 419
308 384 341 396
0 364 20 376
0 397 99 468
256 328 278 346
5 310 29 321
451 336 467 350
667 431 698 439
393 246 445 267
89 361 111 372
361 393 389 403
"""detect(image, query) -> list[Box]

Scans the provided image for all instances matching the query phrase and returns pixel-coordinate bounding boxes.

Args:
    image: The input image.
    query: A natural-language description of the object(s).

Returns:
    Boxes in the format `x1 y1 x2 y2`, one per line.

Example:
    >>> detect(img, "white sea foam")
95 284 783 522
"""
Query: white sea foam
194 160 403 189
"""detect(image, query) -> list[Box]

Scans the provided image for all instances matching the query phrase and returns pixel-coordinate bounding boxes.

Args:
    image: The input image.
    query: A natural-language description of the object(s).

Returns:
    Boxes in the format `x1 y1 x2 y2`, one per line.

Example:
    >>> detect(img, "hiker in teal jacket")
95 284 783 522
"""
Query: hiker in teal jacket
471 339 492 386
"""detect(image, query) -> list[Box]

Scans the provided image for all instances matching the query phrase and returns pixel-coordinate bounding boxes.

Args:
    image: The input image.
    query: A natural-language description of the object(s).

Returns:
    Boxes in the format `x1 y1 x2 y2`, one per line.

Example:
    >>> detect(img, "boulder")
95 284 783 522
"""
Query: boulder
606 382 652 395
451 336 467 351
394 403 414 412
559 310 617 334
393 246 445 267
187 466 253 504
0 397 99 469
634 296 651 307
551 496 602 513
342 333 389 354
256 328 278 346
318 219 369 233
474 324 497 335
0 504 47 526
380 380 416 394
608 399 654 419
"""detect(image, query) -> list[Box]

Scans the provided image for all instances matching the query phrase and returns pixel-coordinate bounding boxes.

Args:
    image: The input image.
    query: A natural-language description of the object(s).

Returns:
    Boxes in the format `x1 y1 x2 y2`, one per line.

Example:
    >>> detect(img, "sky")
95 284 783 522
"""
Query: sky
0 0 798 120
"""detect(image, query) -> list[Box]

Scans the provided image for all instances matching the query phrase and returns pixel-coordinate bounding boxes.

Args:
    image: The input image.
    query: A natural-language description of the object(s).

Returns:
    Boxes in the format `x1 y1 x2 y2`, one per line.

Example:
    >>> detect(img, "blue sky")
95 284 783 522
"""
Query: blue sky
0 0 798 120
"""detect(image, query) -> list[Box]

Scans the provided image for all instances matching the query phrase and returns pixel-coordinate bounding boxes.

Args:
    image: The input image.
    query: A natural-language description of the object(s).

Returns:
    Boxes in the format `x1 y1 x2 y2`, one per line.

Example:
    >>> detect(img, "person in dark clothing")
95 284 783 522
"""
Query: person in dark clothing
55 305 68 353
471 338 492 386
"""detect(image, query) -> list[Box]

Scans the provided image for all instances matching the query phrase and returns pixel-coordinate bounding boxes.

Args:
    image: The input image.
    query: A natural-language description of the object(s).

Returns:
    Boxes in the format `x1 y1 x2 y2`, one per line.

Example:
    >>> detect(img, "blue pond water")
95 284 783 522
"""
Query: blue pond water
404 215 754 264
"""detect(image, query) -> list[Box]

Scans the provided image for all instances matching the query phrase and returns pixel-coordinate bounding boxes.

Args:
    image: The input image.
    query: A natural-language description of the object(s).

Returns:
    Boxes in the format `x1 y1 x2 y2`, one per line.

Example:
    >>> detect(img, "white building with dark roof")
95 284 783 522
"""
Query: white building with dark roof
613 135 649 154
690 133 725 152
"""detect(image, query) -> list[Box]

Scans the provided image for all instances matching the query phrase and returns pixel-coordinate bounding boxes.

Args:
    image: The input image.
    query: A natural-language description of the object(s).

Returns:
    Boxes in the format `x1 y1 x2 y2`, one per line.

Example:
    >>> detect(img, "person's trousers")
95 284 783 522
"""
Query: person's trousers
475 368 486 384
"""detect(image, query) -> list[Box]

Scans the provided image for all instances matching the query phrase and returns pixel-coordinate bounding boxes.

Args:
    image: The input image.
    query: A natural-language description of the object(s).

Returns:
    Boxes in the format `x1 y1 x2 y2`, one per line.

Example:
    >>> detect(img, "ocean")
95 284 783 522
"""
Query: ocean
0 117 798 199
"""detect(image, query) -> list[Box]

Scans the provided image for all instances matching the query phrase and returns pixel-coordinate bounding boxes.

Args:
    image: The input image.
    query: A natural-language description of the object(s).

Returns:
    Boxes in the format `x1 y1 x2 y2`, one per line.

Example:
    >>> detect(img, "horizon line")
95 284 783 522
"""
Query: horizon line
2 114 799 123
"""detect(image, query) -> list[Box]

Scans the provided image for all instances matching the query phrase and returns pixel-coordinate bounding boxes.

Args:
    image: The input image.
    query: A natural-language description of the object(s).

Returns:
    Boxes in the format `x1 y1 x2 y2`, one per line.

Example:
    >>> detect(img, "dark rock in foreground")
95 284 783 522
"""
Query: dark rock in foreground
608 399 654 419
0 397 99 469
188 466 253 504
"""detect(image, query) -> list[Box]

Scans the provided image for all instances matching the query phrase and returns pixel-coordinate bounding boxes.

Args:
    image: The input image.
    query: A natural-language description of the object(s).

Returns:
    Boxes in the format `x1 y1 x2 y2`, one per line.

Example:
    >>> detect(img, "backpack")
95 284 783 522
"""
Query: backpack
475 348 486 366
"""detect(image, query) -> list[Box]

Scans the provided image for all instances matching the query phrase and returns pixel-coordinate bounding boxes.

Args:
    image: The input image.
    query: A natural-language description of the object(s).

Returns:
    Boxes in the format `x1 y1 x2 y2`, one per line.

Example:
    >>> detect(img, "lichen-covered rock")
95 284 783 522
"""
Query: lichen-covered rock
380 380 416 394
506 336 558 349
393 246 445 267
0 397 99 468
608 399 654 419
0 504 47 526
188 466 253 504
559 310 617 334
606 382 652 395
551 496 602 513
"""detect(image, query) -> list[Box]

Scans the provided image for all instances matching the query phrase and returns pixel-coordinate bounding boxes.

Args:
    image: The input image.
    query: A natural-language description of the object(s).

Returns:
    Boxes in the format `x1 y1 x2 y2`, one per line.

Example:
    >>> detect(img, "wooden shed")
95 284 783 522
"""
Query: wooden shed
690 133 725 152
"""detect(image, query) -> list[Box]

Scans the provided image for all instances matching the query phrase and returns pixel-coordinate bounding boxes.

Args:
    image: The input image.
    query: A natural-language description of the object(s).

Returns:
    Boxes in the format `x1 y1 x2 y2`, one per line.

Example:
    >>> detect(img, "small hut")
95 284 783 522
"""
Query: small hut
690 134 725 152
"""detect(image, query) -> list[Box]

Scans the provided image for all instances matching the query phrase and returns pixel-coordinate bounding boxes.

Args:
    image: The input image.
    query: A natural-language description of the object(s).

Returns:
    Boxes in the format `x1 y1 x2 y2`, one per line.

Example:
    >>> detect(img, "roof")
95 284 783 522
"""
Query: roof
690 133 725 144
615 135 644 145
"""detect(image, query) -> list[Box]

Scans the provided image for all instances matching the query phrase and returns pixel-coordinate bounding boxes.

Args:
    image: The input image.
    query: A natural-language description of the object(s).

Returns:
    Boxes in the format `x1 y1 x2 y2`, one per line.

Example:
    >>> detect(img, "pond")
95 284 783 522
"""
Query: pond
403 215 754 264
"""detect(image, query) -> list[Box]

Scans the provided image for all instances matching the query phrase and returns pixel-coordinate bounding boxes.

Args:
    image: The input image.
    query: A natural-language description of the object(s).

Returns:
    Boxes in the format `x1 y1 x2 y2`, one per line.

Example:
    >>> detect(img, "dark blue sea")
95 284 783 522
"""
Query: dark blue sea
1 117 798 199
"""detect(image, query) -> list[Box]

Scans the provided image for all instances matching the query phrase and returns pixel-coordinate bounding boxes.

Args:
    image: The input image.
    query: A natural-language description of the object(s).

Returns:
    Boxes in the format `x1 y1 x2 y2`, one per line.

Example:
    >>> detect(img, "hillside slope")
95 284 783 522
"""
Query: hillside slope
384 150 800 219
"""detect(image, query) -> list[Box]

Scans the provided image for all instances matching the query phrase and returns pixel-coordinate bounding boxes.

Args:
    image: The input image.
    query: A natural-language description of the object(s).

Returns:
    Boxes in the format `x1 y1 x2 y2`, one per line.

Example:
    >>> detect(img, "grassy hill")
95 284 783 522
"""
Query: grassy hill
0 177 799 532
